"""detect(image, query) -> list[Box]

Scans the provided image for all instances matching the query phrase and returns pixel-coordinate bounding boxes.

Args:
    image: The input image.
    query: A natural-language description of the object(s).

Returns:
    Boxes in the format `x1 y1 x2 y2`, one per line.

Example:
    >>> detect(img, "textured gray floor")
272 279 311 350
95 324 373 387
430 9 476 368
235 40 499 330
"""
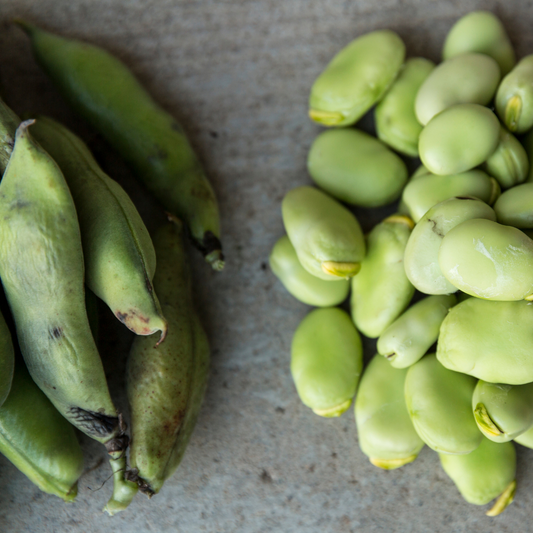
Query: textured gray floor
0 0 531 531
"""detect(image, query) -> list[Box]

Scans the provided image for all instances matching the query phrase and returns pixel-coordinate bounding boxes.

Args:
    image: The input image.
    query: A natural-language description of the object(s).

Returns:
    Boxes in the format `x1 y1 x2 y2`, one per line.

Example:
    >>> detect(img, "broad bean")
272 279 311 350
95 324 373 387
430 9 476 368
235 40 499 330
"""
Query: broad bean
494 182 533 227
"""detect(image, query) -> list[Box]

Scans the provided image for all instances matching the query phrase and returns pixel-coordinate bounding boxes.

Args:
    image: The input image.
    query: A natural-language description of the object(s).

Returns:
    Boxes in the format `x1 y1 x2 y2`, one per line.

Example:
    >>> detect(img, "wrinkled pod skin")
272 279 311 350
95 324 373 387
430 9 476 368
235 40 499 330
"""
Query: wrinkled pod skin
437 298 533 385
291 307 362 417
494 182 533 228
496 55 533 134
269 235 349 307
473 381 533 443
377 294 456 369
403 197 496 295
375 57 435 157
29 115 167 341
18 21 224 271
309 30 405 126
281 186 365 281
442 11 515 75
415 53 500 126
404 354 481 454
439 437 516 516
0 121 133 513
350 215 414 338
439 218 533 301
0 364 84 502
127 217 210 496
354 355 424 470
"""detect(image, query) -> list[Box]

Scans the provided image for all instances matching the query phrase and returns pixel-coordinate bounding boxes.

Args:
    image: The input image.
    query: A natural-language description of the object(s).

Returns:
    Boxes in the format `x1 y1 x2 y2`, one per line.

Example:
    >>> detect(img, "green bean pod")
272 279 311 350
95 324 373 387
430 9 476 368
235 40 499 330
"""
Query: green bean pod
419 104 500 175
0 364 84 502
473 381 533 443
127 218 210 496
291 307 362 417
29 116 167 340
377 294 456 369
0 96 18 173
415 53 500 126
18 21 223 270
494 182 533 228
269 235 349 307
350 215 414 338
281 186 365 281
496 55 533 134
375 57 435 157
401 169 500 223
307 128 408 207
439 437 516 515
437 298 533 384
0 307 14 408
404 197 496 295
439 218 533 300
483 126 529 188
355 355 424 469
442 11 515 75
405 354 481 454
309 30 405 126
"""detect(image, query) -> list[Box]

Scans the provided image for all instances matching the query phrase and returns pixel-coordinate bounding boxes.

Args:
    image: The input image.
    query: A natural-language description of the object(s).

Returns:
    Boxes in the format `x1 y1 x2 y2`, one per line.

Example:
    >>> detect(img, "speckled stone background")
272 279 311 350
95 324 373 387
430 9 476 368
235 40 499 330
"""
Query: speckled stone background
0 1 530 531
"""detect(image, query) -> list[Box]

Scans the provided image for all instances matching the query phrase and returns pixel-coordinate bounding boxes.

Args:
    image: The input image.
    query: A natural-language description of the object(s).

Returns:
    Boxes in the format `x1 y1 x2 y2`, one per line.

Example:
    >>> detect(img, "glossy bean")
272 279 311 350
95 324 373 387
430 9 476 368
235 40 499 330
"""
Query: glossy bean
419 104 500 175
350 215 414 338
473 381 533 443
291 308 362 417
307 128 408 207
309 30 405 126
494 182 533 228
405 354 481 454
269 235 349 307
442 11 515 75
355 355 424 469
496 55 533 134
415 53 500 126
375 57 435 156
377 294 456 369
439 437 516 515
437 298 533 384
404 197 496 295
281 186 365 280
439 218 533 300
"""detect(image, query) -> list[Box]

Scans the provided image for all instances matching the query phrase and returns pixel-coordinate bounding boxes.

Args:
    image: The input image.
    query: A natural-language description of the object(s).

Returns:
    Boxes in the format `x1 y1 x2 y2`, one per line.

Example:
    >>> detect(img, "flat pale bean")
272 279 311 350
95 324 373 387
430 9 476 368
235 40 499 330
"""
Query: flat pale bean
291 308 362 417
440 437 516 515
307 129 407 207
375 58 435 156
419 104 500 175
350 215 414 338
401 170 499 223
484 126 529 188
443 11 515 75
439 218 533 300
404 197 496 295
437 299 533 384
309 30 405 126
494 182 533 227
269 236 349 307
473 381 533 443
355 354 424 469
377 294 456 369
496 55 533 133
405 354 481 454
282 186 365 280
415 53 500 126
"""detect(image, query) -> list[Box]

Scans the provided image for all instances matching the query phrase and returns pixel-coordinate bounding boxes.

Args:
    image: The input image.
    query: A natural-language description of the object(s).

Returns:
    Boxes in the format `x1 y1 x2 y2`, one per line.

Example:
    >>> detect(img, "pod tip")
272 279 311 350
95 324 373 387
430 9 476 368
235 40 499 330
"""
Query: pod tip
312 398 352 417
205 250 225 271
13 18 35 35
486 480 516 516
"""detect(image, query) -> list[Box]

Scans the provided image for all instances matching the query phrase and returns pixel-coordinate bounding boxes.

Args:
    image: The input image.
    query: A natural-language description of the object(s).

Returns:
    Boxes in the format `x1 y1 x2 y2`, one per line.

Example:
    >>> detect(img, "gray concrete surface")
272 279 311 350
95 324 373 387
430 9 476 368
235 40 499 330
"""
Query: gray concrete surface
0 0 531 531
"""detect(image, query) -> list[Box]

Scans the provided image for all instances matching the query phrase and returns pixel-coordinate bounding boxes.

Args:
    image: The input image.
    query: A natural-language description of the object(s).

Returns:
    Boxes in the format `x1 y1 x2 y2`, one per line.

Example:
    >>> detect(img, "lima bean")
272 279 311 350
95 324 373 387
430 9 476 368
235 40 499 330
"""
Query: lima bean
307 128 407 207
291 308 362 417
494 182 533 228
350 215 414 338
281 186 365 281
269 235 349 307
309 30 405 126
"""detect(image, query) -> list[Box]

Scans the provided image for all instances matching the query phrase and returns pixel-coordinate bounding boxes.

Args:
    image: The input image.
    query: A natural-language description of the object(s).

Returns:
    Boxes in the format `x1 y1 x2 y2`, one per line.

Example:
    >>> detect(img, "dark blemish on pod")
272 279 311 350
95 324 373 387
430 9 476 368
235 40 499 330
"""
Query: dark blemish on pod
428 219 444 238
116 311 128 324
68 406 118 438
49 327 63 340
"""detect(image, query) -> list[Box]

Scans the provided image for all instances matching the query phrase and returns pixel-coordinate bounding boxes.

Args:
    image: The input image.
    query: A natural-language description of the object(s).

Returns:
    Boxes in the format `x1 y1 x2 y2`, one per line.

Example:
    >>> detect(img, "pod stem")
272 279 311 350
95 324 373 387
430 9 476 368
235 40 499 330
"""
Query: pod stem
103 454 139 516
124 468 156 498
486 480 516 517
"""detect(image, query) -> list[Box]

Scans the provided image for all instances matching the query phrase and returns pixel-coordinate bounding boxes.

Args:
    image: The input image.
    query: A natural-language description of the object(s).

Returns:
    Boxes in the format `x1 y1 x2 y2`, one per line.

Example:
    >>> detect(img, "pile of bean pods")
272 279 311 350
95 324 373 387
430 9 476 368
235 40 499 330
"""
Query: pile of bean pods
270 10 533 516
0 21 222 514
